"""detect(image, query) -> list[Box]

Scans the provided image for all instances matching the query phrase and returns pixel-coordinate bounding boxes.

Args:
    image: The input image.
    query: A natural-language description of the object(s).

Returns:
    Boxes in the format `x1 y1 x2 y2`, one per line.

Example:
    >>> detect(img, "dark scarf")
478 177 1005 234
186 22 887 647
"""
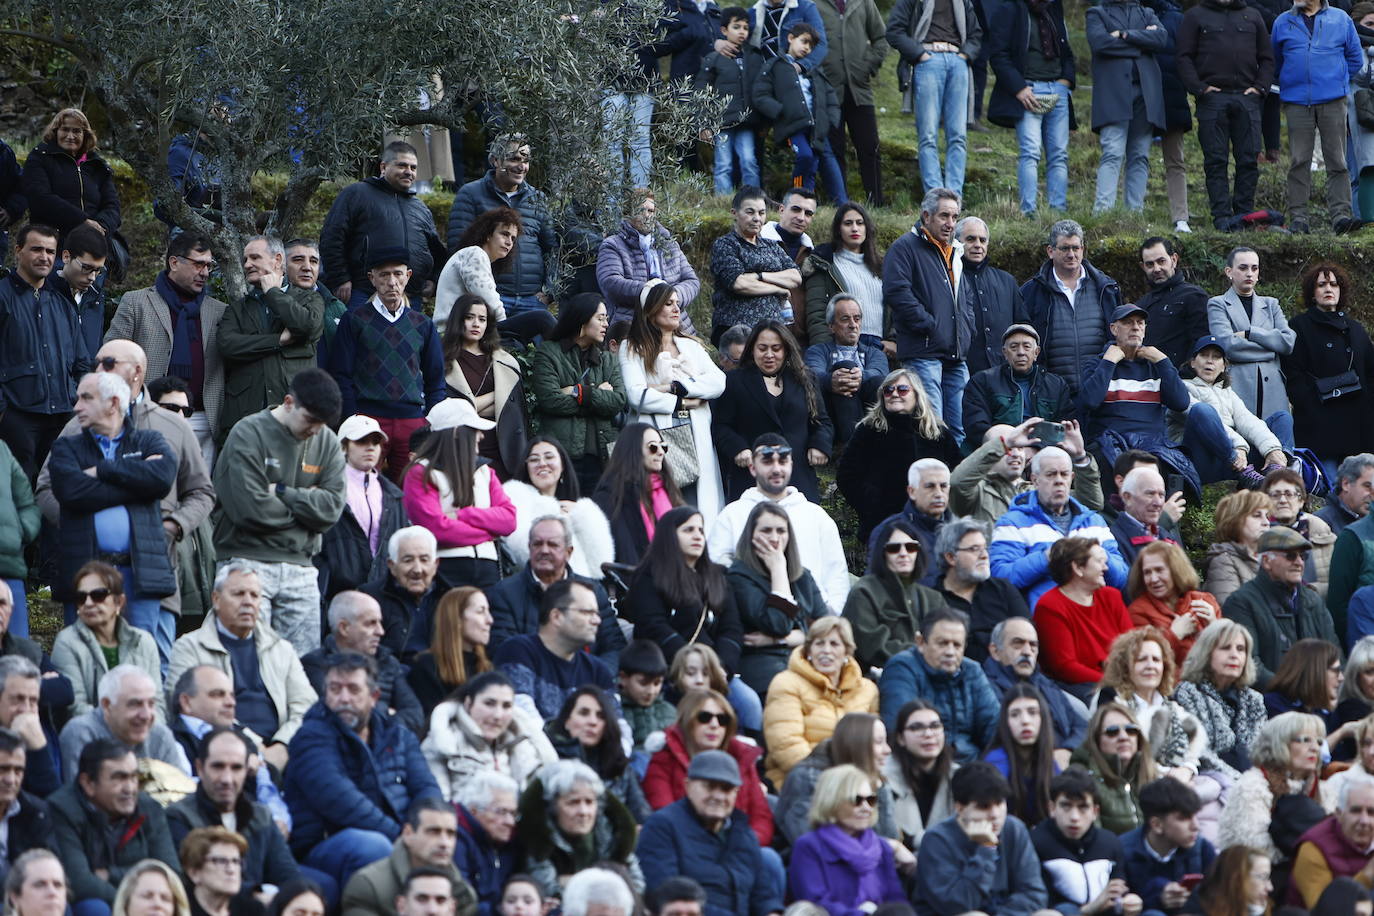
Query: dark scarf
155 271 207 408
1025 0 1061 58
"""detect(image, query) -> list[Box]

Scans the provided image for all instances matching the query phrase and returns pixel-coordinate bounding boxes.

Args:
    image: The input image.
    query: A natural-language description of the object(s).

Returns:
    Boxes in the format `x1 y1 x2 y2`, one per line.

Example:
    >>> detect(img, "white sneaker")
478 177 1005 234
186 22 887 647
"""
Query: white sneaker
1174 220 1192 233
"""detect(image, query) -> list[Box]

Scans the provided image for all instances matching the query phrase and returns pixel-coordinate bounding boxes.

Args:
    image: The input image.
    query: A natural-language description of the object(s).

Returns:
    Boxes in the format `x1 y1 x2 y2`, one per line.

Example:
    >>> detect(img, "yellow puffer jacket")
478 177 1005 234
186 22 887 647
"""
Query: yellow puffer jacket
762 646 879 787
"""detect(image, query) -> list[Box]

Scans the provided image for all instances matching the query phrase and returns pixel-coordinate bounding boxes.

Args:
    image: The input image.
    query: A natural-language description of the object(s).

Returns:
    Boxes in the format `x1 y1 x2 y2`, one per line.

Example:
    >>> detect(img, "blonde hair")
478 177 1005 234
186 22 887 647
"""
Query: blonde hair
1179 619 1257 689
803 616 856 658
857 368 944 439
1213 490 1273 544
668 644 729 696
111 860 189 916
1100 627 1177 700
807 763 875 830
42 108 97 156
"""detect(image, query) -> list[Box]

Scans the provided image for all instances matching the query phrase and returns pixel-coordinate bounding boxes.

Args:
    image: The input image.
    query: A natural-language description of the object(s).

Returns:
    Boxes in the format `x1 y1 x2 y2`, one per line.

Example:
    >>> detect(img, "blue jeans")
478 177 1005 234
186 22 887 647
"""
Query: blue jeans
713 128 759 194
1016 81 1071 214
787 132 849 204
604 92 655 190
1182 403 1239 484
303 828 393 891
728 676 763 733
1266 410 1296 453
760 846 787 901
1095 96 1153 212
905 357 969 445
346 288 424 311
4 579 27 639
120 563 176 676
914 52 969 194
74 900 111 916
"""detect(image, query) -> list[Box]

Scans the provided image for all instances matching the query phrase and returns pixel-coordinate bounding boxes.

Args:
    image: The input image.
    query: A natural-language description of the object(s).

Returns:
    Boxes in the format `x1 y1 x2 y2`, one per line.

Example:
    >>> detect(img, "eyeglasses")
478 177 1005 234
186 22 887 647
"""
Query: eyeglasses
94 356 126 371
205 857 242 871
159 402 194 418
851 794 879 808
71 257 105 276
695 710 733 727
955 545 990 556
74 588 112 604
1102 724 1141 738
884 542 920 555
647 442 670 455
883 384 913 397
485 806 518 821
1267 490 1302 500
755 446 792 460
904 720 943 733
175 256 217 273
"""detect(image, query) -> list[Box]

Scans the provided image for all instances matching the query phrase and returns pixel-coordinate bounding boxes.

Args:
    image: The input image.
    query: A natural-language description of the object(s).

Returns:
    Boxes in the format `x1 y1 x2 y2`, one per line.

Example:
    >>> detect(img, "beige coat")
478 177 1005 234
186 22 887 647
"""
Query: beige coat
763 646 879 786
1203 541 1259 607
51 618 163 721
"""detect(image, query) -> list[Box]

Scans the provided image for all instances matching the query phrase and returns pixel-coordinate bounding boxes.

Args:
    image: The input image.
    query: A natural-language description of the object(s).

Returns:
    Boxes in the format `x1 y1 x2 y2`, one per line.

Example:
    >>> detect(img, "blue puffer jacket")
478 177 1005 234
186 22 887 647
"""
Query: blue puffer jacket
445 172 558 299
1272 2 1361 105
455 803 514 916
638 798 782 916
989 490 1129 608
878 651 1000 763
283 702 442 856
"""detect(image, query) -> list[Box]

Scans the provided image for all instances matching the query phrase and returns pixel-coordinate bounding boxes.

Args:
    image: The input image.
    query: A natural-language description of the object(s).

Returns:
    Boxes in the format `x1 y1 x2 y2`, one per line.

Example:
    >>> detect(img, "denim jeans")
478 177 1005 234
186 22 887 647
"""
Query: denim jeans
788 131 849 203
1182 402 1240 484
904 357 969 444
1094 95 1153 212
914 52 969 194
604 91 655 189
727 675 763 733
4 579 27 639
302 827 394 891
1016 81 1071 214
1266 410 1296 453
713 128 759 194
118 564 176 675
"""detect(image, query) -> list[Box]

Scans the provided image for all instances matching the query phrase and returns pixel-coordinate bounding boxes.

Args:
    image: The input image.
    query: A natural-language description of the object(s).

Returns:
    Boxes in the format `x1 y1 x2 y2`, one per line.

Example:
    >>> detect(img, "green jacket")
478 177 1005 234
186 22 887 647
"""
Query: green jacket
341 837 477 916
1223 571 1339 684
0 439 39 578
1326 511 1374 642
842 573 947 671
529 339 626 460
212 409 346 567
217 285 325 439
950 438 1103 523
1069 743 1145 835
813 0 891 105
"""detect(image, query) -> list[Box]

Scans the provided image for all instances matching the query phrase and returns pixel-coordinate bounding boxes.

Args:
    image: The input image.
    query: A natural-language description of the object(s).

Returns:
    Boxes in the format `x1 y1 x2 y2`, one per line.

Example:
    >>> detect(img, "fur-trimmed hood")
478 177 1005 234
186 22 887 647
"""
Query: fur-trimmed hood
517 777 639 866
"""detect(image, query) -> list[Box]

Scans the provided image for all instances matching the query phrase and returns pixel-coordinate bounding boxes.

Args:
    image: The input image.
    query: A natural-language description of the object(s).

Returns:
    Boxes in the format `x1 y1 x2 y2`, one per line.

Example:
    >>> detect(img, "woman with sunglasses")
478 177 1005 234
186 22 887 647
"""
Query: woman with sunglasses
592 423 685 567
545 685 651 823
982 684 1059 827
643 689 773 844
51 561 161 718
837 366 962 544
843 516 947 673
1261 469 1334 601
788 764 908 916
1071 703 1157 834
884 700 956 853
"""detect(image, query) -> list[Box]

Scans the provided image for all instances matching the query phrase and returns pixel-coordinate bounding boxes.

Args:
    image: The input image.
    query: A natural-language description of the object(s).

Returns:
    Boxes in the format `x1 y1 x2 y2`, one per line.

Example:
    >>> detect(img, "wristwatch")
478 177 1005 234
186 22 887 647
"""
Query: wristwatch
756 271 765 282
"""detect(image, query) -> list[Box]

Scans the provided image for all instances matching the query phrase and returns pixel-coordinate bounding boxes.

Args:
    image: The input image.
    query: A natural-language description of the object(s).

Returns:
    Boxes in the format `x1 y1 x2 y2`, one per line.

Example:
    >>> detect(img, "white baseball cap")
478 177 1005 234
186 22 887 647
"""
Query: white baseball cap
337 415 389 443
426 398 496 432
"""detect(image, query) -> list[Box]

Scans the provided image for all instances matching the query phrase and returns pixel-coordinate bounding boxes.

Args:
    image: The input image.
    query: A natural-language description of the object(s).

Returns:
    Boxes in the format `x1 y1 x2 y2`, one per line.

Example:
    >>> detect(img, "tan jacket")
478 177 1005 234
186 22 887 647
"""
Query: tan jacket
51 618 163 720
763 646 879 786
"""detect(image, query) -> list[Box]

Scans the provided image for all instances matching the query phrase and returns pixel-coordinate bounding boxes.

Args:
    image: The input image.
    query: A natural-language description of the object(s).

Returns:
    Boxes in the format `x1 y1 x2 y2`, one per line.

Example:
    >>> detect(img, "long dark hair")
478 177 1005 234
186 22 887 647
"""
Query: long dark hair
600 422 684 521
514 435 581 500
829 201 883 275
891 700 953 792
552 685 629 779
442 293 501 361
406 424 479 508
983 683 1057 825
632 505 728 613
1267 638 1342 712
867 516 928 591
741 319 820 419
550 292 606 344
454 206 522 275
626 281 687 374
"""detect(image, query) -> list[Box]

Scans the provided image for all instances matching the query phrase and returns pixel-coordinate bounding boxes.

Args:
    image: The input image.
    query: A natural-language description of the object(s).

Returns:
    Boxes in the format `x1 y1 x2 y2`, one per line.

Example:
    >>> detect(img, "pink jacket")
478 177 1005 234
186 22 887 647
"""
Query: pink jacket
402 462 516 550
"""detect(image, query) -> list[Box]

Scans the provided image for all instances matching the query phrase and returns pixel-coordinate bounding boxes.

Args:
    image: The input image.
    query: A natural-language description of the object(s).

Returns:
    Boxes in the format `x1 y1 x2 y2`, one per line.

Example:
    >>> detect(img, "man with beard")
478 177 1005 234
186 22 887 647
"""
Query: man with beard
284 653 440 893
935 518 1029 663
957 217 1024 376
981 617 1087 767
952 417 1101 523
1133 238 1209 367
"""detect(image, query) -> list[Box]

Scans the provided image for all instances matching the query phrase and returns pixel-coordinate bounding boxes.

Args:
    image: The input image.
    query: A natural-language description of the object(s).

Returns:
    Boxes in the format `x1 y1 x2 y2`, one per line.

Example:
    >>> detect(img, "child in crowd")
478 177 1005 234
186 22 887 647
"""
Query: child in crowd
619 639 676 776
696 7 764 195
752 23 845 203
1120 777 1217 915
1031 769 1144 916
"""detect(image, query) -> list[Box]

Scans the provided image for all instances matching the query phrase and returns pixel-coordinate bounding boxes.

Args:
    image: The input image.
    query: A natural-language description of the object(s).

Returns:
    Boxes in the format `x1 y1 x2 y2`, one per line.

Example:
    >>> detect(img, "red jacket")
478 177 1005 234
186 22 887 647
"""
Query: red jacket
643 724 774 846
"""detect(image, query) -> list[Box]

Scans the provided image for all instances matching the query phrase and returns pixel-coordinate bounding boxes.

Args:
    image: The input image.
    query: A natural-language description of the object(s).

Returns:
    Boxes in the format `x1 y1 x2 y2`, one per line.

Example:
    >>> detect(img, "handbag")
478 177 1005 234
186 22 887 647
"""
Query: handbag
1357 86 1374 131
105 230 132 283
1314 347 1362 401
636 389 700 487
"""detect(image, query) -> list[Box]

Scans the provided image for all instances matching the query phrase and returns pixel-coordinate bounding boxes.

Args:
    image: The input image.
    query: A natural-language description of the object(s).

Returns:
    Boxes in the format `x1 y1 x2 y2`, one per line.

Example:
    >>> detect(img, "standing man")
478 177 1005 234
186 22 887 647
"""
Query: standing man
328 250 445 480
212 368 346 655
883 188 968 440
217 236 325 442
1020 220 1121 398
287 238 348 369
1206 247 1295 429
320 141 446 310
48 224 108 359
1272 0 1362 234
814 0 889 205
105 232 227 467
957 216 1023 376
1135 237 1209 367
0 224 89 481
887 0 982 195
1176 0 1273 232
1086 0 1167 214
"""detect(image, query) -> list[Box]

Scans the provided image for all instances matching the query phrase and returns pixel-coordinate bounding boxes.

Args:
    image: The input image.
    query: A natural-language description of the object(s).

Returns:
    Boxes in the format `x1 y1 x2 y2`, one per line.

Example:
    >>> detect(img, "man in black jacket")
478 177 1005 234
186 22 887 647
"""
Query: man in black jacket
961 324 1075 445
0 728 55 867
1176 0 1273 230
1135 237 1210 367
1031 770 1142 916
359 526 441 660
957 216 1024 375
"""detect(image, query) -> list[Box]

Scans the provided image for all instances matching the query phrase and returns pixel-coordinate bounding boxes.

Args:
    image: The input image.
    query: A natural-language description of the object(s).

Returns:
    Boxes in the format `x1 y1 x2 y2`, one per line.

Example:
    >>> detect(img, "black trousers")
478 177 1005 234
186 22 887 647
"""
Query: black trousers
828 86 884 206
1263 92 1283 155
1197 91 1262 225
0 409 72 483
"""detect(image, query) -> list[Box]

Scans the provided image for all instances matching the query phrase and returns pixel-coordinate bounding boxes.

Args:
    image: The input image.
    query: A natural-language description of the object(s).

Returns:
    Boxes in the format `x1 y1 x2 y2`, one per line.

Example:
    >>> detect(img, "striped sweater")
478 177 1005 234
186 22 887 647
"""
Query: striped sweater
1079 346 1191 441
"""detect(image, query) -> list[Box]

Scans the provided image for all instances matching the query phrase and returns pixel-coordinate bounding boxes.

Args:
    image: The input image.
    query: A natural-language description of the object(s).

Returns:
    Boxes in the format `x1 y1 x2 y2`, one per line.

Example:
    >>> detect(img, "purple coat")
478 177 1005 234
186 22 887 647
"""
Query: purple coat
596 220 701 333
787 825 906 916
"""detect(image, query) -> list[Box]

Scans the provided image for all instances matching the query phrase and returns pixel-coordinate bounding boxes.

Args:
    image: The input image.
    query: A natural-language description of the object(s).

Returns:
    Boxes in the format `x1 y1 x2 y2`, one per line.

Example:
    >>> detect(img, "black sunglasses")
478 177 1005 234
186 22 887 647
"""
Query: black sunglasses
695 710 732 727
159 402 195 418
884 542 920 555
1102 724 1141 738
851 794 879 807
74 588 113 604
755 446 793 460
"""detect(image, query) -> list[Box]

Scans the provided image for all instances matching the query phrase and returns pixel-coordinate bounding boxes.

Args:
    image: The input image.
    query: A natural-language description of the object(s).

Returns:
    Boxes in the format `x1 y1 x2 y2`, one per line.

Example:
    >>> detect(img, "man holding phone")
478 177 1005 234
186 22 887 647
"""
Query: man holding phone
1120 778 1216 915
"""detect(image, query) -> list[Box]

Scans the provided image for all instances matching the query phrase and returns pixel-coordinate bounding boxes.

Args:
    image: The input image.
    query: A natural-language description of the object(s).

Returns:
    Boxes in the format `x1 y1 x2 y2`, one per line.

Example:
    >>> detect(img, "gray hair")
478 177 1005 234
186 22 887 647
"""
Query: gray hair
1047 219 1085 249
1120 465 1164 496
562 868 635 916
454 770 520 812
954 216 987 240
1338 770 1374 809
246 235 285 260
1030 445 1071 475
934 517 991 572
388 526 437 562
529 514 571 549
1179 619 1257 689
920 187 961 215
906 457 950 489
212 562 260 594
5 850 64 910
719 324 752 351
1342 635 1374 705
487 132 532 164
989 616 1034 650
88 371 131 410
285 237 319 254
1337 454 1374 490
824 293 860 326
97 664 153 703
0 656 40 699
538 759 605 806
327 590 377 634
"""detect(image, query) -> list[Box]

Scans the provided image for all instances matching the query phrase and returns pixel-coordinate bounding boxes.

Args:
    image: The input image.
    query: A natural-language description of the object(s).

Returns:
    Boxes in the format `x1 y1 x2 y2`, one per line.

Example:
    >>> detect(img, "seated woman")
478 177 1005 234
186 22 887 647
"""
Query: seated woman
422 670 557 800
761 616 878 787
1202 490 1272 607
545 686 650 823
842 516 947 672
434 207 517 330
1196 847 1273 916
1261 469 1335 600
787 764 908 916
441 293 526 481
407 586 493 719
642 689 772 845
1125 541 1221 665
1094 626 1211 782
836 366 962 544
51 561 160 718
593 423 685 567
1071 703 1157 834
1174 620 1268 780
729 502 829 700
776 712 902 849
265 879 326 916
1033 537 1134 696
503 436 614 580
1263 639 1354 755
1338 637 1374 738
981 684 1058 827
516 760 645 900
111 860 187 916
665 642 730 703
1327 713 1374 802
884 700 956 854
180 826 262 916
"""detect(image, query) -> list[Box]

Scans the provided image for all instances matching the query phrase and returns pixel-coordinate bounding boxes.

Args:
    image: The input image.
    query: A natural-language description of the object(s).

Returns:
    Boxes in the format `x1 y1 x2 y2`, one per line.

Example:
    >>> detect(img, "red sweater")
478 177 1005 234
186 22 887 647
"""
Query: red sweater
643 725 774 845
1034 586 1133 684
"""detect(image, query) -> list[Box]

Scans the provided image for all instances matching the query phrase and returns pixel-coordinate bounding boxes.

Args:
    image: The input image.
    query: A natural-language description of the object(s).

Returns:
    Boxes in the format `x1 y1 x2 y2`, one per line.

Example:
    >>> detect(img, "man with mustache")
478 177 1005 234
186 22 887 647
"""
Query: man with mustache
981 616 1088 769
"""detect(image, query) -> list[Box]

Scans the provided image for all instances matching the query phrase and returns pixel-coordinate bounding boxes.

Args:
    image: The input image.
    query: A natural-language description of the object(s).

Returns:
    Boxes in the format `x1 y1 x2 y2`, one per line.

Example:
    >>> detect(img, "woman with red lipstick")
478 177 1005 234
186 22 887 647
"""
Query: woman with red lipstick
982 683 1059 826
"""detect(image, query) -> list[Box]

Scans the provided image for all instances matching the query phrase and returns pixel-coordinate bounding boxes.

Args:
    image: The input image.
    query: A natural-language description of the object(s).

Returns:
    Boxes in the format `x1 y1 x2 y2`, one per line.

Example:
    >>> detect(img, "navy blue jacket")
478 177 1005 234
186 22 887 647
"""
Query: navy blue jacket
883 227 969 361
486 565 626 667
879 651 1000 761
964 258 1026 375
319 176 447 296
638 798 783 916
698 46 769 128
654 0 723 82
987 0 1076 129
1021 260 1121 390
48 427 178 602
455 804 514 916
0 271 90 416
0 140 25 226
283 702 441 855
982 657 1088 750
1119 825 1217 913
46 273 106 360
445 172 558 299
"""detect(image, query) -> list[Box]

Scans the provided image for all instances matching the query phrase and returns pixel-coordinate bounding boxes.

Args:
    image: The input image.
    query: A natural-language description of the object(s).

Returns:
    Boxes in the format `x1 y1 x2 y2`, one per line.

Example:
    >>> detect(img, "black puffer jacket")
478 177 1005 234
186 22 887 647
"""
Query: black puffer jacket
315 472 408 600
20 141 121 238
445 172 557 300
319 176 447 296
752 59 841 141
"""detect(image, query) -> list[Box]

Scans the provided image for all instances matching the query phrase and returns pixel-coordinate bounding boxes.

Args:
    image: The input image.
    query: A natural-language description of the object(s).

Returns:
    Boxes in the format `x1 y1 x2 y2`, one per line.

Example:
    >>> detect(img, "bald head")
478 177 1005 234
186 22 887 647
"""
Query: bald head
95 339 148 397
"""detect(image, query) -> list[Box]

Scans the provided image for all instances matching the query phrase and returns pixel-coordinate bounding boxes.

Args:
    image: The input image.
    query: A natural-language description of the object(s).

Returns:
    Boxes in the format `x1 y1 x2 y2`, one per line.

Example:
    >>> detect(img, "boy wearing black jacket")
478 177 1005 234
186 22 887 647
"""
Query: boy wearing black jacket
1120 777 1217 915
1032 770 1144 916
752 23 847 203
697 8 766 194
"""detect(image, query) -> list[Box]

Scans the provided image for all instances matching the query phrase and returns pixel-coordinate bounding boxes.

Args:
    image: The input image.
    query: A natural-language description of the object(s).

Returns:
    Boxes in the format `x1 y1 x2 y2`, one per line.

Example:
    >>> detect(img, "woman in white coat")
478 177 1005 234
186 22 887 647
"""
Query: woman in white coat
617 280 726 524
503 435 616 579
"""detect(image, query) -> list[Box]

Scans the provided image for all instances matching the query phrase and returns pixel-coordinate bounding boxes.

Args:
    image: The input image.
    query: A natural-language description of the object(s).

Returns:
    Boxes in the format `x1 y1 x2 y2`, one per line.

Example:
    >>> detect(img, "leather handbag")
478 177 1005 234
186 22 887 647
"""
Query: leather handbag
1314 347 1362 401
636 389 700 487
